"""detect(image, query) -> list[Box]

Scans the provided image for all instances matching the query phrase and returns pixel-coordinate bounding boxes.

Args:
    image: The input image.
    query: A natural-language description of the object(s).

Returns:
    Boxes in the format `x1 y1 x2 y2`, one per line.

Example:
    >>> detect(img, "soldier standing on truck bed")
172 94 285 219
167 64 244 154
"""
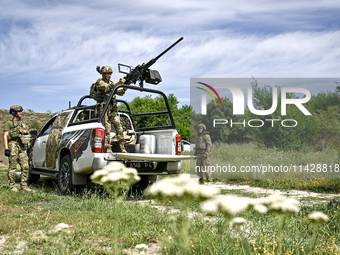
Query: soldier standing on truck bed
195 123 212 185
90 66 127 153
3 105 32 192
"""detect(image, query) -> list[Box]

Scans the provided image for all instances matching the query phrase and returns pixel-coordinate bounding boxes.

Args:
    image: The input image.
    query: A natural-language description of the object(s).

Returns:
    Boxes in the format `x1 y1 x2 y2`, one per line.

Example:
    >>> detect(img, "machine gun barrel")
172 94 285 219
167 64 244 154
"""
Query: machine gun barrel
119 37 183 87
144 37 183 69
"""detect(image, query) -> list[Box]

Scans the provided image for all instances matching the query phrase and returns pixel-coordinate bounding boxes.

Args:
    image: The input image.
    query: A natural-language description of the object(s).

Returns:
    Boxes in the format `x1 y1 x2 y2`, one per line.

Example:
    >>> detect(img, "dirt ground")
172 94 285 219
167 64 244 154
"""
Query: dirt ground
212 182 340 206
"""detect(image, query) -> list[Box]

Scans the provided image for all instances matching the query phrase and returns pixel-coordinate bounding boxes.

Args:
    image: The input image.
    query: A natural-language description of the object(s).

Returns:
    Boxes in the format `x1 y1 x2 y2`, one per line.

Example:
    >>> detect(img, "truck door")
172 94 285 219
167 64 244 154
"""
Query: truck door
32 116 57 169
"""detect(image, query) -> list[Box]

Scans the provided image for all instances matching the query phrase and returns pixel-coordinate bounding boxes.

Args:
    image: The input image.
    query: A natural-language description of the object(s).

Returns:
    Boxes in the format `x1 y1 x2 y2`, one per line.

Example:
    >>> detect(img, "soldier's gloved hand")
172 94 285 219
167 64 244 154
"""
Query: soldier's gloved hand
5 149 10 157
120 78 126 84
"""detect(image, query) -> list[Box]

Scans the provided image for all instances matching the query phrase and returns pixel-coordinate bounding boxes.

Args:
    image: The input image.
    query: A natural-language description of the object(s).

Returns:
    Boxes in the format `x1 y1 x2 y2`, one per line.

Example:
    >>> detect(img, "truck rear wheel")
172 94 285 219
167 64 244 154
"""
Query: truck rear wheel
58 155 74 195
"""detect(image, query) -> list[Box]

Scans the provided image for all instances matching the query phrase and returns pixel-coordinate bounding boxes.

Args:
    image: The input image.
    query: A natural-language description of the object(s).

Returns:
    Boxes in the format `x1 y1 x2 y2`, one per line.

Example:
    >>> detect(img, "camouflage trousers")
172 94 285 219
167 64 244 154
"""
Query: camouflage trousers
196 151 211 179
95 103 124 145
8 141 29 188
107 110 124 143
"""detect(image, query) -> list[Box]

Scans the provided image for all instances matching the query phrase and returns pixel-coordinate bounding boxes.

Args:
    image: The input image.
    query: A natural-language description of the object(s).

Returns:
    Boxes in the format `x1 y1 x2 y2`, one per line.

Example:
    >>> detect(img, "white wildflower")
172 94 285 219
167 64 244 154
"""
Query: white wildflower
101 172 128 183
253 203 268 214
135 243 148 254
199 185 220 199
308 211 329 223
124 167 140 179
257 194 299 214
257 194 287 205
55 223 69 232
230 217 247 229
219 196 252 216
145 174 219 201
90 162 140 185
90 162 140 197
105 161 126 172
269 198 299 213
201 199 219 214
201 196 252 217
90 169 109 182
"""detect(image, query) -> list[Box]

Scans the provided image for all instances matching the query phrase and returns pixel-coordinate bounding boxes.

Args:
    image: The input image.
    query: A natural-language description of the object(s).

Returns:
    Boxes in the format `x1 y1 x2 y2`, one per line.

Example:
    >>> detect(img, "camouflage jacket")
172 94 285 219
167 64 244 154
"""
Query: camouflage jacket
94 79 126 107
4 119 31 145
195 131 212 154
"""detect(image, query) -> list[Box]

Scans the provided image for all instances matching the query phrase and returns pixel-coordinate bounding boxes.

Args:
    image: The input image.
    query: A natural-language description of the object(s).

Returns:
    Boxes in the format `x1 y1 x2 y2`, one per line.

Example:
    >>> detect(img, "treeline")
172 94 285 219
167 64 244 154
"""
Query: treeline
191 79 340 152
122 81 340 152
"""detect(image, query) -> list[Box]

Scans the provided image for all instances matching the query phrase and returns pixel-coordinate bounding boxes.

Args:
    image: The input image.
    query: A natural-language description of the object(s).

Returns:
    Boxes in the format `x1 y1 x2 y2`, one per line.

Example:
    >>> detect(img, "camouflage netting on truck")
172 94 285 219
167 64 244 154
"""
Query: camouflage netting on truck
46 111 72 169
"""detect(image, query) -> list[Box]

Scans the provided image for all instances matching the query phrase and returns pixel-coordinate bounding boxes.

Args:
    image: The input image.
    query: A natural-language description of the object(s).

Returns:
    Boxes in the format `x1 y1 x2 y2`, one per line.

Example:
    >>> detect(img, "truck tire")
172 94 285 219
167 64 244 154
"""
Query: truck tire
27 159 40 184
58 155 74 195
27 171 40 184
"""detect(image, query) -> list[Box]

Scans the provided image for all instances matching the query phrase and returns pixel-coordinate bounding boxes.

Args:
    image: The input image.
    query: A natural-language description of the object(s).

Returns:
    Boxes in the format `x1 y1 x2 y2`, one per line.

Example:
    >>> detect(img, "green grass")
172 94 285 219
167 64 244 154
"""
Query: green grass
187 143 340 193
0 143 340 254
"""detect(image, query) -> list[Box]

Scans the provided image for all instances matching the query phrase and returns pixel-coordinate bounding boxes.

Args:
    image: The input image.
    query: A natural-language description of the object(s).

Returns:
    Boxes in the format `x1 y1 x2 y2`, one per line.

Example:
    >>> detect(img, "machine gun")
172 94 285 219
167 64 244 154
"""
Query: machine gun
118 37 183 88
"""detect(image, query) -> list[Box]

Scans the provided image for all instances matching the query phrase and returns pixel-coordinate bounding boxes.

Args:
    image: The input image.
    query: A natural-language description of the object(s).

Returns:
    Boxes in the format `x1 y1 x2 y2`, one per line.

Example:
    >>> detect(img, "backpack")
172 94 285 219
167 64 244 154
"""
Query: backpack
89 83 98 101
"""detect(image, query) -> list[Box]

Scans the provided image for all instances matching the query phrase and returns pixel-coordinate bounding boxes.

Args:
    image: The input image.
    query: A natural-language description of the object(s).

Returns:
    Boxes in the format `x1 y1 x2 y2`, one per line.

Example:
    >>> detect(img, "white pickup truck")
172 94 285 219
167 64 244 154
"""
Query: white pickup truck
28 85 191 194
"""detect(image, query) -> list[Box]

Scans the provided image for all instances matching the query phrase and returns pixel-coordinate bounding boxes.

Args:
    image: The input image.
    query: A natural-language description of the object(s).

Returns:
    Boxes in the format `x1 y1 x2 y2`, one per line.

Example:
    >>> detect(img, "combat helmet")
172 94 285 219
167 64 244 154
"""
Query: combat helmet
9 105 23 116
100 66 113 74
197 123 206 131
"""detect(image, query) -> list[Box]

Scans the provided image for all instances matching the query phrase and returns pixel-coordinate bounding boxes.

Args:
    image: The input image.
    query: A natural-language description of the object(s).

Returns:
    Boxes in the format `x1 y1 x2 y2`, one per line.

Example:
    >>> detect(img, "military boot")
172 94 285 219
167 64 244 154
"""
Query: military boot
119 142 127 153
8 175 18 192
199 178 204 185
207 178 213 185
21 186 33 192
10 186 18 192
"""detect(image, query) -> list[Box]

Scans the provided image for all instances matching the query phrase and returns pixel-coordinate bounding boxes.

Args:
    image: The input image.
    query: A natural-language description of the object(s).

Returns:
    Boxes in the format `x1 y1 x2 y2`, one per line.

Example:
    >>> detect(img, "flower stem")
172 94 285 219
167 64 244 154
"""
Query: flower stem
179 203 191 255
276 214 284 255
111 186 120 254
310 224 319 252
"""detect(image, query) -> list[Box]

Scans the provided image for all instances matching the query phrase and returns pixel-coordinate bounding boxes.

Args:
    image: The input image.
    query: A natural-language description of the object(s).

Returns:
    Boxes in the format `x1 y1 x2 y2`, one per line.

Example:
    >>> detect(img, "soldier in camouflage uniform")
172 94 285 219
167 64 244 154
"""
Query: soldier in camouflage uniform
3 105 32 192
195 124 212 185
91 66 127 153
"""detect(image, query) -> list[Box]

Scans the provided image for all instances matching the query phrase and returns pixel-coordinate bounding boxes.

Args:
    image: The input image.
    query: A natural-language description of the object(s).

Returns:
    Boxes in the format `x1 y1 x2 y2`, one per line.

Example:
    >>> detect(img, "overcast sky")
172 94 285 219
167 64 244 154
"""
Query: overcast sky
1 0 339 113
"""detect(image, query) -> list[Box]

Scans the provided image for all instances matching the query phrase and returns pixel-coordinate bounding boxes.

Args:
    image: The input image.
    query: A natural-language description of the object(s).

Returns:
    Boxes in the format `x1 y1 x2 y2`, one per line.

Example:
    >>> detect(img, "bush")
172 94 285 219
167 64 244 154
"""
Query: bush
245 79 320 150
29 120 43 132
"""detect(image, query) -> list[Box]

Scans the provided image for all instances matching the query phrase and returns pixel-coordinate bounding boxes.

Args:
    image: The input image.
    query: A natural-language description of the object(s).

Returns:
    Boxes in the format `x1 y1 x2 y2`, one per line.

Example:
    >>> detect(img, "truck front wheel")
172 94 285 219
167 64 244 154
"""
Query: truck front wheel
58 155 74 195
27 171 40 184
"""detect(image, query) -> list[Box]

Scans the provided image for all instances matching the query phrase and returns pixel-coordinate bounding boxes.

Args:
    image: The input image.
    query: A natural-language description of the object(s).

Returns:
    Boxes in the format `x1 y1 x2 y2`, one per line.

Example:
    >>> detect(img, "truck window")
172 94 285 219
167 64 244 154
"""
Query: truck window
75 109 94 121
40 116 57 136
70 108 96 124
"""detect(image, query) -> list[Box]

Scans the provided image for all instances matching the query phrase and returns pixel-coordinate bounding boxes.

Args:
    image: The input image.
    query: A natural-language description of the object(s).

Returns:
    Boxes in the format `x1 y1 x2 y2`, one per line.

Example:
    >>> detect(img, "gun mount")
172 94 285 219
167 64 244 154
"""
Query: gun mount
118 37 183 88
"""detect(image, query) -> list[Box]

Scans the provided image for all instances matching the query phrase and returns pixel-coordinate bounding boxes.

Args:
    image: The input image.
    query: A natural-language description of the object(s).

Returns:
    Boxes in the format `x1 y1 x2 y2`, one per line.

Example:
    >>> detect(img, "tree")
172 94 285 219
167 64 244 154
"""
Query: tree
245 79 320 150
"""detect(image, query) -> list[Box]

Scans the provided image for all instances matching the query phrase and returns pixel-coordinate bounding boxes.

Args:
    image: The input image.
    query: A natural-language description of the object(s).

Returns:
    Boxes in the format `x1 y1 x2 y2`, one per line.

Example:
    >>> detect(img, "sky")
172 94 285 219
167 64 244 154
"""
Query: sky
0 0 339 113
